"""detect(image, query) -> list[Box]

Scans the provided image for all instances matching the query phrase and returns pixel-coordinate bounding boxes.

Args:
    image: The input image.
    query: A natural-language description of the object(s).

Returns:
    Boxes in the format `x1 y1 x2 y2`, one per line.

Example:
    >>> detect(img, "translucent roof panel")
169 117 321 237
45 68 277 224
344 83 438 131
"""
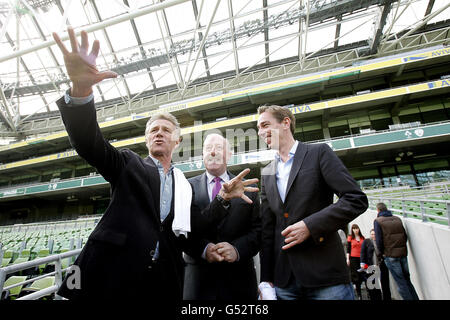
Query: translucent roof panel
163 1 196 34
18 94 45 116
60 0 92 28
237 35 266 70
106 22 139 52
91 0 130 20
0 0 448 137
388 0 429 34
127 71 152 96
338 13 376 46
205 47 236 76
97 78 127 101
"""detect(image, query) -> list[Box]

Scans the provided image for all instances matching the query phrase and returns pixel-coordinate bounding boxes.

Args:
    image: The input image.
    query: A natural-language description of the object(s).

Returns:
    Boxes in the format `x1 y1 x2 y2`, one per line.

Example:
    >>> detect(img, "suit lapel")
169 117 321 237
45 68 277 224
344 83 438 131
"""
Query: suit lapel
144 156 161 222
263 161 283 208
217 171 235 229
285 141 307 200
197 172 211 209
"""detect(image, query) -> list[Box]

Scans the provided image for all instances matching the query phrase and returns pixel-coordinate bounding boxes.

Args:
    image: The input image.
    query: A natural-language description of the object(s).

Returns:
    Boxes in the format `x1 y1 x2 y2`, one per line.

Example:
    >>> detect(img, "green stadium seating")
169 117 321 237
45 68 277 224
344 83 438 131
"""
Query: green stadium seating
21 276 56 299
18 276 55 300
1 258 11 267
2 250 13 259
36 249 50 273
13 257 29 265
2 276 28 300
19 249 30 258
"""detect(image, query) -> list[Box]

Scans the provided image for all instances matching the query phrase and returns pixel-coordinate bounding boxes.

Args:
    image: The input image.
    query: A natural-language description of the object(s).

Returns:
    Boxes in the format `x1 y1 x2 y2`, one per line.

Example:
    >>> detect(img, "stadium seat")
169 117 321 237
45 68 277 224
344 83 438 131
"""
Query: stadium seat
12 256 29 265
2 250 13 259
2 275 28 300
21 276 56 299
36 248 50 273
38 249 50 257
19 249 31 258
1 257 11 267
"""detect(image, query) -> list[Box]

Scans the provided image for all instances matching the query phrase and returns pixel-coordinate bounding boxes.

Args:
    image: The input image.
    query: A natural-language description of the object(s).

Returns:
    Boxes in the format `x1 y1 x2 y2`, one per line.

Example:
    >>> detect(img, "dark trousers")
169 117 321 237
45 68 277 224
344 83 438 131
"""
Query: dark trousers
367 287 382 300
349 257 363 298
380 260 391 300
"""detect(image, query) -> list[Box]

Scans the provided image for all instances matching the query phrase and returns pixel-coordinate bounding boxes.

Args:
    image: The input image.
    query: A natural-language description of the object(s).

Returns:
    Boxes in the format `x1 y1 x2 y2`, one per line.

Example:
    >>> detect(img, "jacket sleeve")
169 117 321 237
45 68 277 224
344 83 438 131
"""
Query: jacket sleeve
231 189 262 261
182 234 210 260
259 177 276 283
303 144 369 244
178 188 232 256
347 238 352 256
188 182 230 236
374 220 384 255
360 240 369 265
56 96 127 183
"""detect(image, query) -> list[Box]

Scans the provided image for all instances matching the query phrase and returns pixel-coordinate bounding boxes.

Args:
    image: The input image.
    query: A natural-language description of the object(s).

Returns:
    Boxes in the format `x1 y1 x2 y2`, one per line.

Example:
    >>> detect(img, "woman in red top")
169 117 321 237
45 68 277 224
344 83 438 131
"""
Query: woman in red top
347 224 365 300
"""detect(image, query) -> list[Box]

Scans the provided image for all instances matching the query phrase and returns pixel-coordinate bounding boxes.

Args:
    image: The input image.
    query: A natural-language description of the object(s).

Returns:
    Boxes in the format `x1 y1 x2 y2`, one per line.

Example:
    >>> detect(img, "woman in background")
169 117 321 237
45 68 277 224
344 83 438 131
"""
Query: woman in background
347 224 365 300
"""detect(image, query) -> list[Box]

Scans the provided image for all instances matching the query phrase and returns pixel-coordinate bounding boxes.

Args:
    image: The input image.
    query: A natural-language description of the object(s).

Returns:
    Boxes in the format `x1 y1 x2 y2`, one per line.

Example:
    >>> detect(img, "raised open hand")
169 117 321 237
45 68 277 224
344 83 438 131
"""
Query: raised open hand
52 27 117 97
219 168 259 204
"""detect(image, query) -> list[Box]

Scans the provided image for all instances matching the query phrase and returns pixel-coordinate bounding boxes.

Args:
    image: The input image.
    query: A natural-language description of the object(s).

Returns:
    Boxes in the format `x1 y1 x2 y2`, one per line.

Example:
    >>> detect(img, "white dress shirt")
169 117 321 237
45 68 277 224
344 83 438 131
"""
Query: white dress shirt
275 141 299 202
202 170 240 261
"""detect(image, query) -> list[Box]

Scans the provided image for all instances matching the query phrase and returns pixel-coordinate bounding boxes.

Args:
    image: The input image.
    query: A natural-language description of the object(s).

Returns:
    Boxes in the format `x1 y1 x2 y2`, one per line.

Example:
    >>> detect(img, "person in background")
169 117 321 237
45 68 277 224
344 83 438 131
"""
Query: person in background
347 224 365 300
338 228 348 257
374 203 419 300
360 229 382 300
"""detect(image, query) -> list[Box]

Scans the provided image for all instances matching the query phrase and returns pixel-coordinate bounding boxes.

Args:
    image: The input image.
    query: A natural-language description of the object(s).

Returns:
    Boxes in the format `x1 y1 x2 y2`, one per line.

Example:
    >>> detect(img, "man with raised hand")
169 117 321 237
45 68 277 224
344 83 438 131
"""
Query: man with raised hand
183 133 261 300
52 28 258 300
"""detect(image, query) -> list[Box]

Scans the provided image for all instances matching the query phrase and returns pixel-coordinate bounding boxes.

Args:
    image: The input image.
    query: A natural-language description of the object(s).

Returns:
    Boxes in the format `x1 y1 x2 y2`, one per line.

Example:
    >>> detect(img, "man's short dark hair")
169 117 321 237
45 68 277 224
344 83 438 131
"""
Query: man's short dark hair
376 202 388 212
257 104 295 136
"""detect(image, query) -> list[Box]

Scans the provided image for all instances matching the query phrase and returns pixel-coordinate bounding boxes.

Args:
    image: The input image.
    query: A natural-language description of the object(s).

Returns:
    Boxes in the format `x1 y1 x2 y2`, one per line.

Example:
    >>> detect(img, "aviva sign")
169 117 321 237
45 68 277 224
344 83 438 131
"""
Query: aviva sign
402 48 450 62
427 79 450 89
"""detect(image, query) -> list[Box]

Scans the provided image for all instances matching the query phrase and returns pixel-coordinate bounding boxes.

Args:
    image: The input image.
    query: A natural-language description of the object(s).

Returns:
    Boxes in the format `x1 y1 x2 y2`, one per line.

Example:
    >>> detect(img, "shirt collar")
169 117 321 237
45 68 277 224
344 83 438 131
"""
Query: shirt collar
275 140 299 162
206 170 229 184
149 155 173 172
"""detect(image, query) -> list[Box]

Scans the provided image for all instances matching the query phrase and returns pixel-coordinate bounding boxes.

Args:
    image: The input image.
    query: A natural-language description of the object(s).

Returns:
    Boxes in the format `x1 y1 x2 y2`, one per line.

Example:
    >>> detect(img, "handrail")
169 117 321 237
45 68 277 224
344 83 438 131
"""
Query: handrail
16 285 59 300
0 249 81 300
366 189 449 198
0 173 102 192
367 196 450 228
0 216 99 233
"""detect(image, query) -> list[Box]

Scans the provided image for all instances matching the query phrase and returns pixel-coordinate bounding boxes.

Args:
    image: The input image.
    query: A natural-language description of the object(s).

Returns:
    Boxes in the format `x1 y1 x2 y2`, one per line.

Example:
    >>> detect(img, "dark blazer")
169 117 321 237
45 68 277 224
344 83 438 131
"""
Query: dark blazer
360 239 376 266
55 97 229 300
260 141 368 288
183 172 261 300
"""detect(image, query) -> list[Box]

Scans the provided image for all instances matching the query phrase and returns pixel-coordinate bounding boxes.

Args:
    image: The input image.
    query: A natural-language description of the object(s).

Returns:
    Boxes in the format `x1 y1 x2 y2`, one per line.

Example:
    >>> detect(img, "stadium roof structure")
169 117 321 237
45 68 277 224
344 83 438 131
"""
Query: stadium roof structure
0 0 449 141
